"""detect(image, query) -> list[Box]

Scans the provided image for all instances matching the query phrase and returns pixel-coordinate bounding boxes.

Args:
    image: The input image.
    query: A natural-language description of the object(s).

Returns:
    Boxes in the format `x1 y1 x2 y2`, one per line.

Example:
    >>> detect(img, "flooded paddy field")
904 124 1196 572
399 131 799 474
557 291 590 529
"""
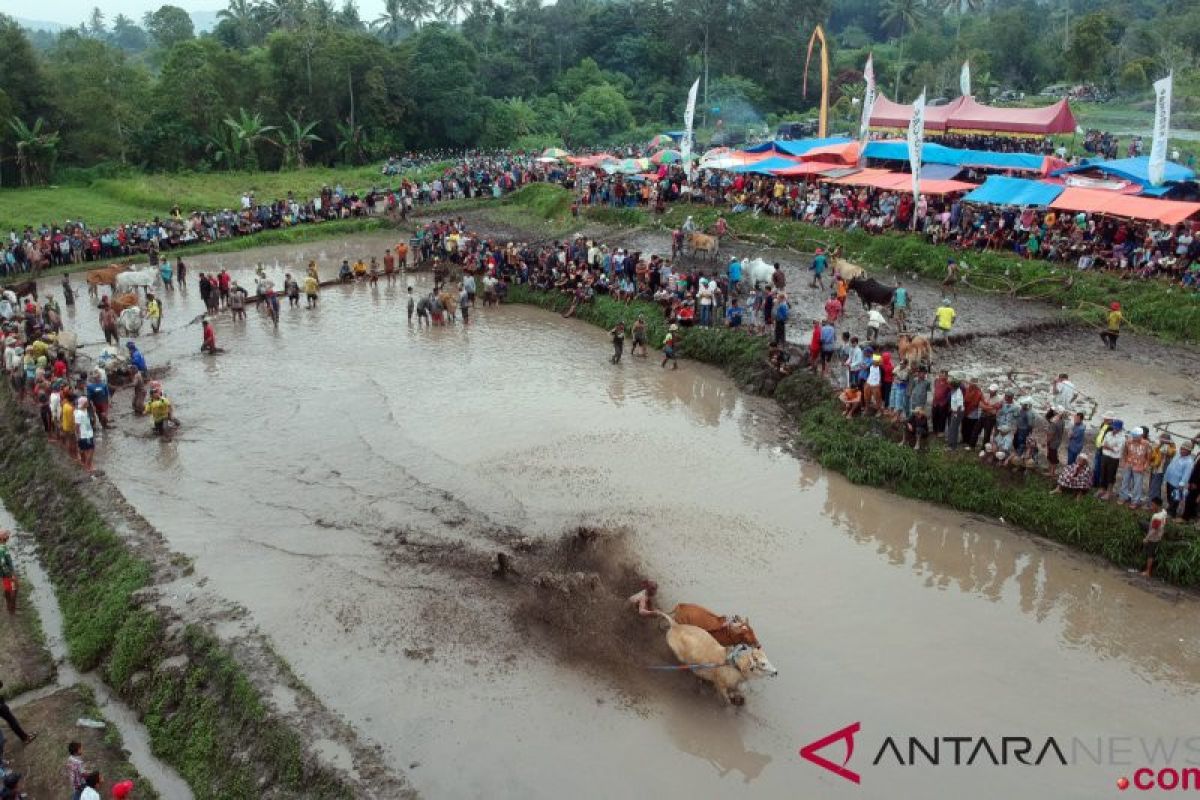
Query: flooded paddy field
36 236 1200 798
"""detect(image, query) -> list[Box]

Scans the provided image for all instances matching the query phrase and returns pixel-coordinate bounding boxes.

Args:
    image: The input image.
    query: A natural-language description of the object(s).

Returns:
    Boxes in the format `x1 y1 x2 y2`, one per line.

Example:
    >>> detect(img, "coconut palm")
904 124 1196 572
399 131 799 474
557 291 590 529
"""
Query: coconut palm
306 0 336 27
276 113 323 169
401 0 435 27
439 0 471 22
881 0 928 96
255 0 306 31
371 0 414 42
8 117 61 186
224 108 279 170
219 0 260 44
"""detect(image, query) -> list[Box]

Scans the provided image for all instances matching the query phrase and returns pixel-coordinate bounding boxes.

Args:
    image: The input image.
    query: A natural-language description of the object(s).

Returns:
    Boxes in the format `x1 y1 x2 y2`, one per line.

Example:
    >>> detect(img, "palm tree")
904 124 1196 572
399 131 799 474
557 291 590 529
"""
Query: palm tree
306 0 336 27
439 0 471 22
255 0 306 31
276 113 323 168
336 0 365 30
334 119 366 165
224 109 279 170
219 0 260 45
881 0 927 96
8 117 60 186
372 0 415 40
400 0 435 27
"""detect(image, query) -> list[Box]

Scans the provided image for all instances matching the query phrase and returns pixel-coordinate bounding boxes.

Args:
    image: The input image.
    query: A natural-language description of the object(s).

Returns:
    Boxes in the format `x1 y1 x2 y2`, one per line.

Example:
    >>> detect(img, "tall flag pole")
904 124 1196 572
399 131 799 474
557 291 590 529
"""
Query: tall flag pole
681 77 700 178
1149 71 1173 187
907 88 926 229
858 53 876 166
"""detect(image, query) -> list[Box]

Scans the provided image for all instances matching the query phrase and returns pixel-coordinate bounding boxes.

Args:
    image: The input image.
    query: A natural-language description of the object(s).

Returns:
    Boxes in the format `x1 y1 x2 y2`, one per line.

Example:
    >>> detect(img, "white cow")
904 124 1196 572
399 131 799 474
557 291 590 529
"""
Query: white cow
117 306 144 337
114 267 159 294
745 257 775 287
654 611 776 705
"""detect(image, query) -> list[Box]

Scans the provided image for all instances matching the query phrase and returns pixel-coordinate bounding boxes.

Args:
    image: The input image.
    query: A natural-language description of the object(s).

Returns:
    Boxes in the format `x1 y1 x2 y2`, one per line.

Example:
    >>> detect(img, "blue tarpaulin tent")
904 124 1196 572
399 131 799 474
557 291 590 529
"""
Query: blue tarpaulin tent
964 176 1064 207
743 137 853 156
1051 157 1195 191
731 156 800 174
863 141 1046 172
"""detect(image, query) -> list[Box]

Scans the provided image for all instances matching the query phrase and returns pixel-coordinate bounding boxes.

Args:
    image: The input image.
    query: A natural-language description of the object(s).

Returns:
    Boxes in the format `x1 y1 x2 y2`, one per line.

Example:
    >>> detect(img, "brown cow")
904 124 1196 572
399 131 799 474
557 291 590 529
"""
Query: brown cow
897 333 933 369
628 587 761 647
686 232 720 260
111 292 140 313
86 265 130 298
654 611 777 705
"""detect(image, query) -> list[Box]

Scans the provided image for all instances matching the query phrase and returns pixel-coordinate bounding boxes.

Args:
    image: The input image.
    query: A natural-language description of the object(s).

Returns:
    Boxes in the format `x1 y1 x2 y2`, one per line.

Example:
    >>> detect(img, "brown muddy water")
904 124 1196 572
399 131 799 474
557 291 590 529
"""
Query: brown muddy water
38 240 1200 799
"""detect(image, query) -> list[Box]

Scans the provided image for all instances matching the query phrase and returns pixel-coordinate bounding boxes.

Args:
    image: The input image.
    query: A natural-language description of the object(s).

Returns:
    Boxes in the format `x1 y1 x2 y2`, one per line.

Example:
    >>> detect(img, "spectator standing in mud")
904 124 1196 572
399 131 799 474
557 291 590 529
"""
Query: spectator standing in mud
930 370 951 434
978 384 1001 448
1066 412 1087 465
773 293 789 345
1052 374 1076 409
79 771 101 800
1150 434 1176 507
1117 428 1152 508
1101 302 1123 350
661 324 679 369
1014 399 1035 454
0 531 18 616
66 741 87 800
961 378 984 449
1164 442 1195 518
1044 408 1065 476
0 679 37 758
931 298 956 345
946 379 964 447
1097 421 1127 500
609 321 625 364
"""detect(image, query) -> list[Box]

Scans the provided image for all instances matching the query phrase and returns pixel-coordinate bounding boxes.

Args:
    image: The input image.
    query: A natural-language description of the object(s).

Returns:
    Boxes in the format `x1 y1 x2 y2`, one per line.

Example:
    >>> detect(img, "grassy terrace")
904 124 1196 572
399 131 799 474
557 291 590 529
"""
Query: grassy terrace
0 164 450 233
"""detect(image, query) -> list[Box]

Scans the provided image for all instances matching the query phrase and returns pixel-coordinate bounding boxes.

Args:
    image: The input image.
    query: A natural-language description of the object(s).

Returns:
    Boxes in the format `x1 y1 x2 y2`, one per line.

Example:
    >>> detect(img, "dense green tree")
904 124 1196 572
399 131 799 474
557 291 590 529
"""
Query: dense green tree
402 25 483 147
8 117 60 185
143 5 195 48
109 15 151 51
46 34 151 165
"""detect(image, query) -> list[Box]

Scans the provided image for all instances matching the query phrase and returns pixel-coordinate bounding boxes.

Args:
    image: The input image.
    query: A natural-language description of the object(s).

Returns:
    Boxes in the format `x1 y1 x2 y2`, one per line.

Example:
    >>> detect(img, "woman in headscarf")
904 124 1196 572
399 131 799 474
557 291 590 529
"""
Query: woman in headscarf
1052 453 1093 498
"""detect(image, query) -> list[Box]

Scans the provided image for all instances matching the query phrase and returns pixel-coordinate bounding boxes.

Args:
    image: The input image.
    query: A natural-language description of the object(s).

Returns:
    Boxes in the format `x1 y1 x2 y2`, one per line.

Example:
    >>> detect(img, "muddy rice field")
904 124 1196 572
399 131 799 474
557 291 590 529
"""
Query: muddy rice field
26 220 1200 798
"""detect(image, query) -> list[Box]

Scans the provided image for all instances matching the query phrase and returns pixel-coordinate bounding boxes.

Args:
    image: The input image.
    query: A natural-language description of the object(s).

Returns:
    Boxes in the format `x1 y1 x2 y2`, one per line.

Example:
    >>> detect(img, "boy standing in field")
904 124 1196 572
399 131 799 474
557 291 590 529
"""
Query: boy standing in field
1140 498 1168 577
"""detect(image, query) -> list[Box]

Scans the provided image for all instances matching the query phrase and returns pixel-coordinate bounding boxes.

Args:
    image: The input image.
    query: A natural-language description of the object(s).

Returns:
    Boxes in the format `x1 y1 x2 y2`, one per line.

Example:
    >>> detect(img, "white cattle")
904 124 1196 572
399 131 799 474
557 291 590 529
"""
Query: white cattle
655 611 776 705
114 267 158 294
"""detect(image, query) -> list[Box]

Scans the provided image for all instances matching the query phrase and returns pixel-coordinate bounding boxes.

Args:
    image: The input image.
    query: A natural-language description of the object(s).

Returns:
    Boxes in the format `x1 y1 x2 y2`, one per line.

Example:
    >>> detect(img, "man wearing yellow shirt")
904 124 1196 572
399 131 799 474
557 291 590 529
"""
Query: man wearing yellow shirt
1101 301 1123 350
146 386 174 435
931 298 956 345
352 259 367 279
303 274 319 308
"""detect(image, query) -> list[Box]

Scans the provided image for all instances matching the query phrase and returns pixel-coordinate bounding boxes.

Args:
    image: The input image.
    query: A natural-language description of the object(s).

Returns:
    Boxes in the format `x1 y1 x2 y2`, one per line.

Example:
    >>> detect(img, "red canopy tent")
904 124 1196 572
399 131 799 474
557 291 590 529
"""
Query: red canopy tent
868 95 963 132
1049 188 1200 225
771 162 847 177
869 95 1076 136
946 97 1076 136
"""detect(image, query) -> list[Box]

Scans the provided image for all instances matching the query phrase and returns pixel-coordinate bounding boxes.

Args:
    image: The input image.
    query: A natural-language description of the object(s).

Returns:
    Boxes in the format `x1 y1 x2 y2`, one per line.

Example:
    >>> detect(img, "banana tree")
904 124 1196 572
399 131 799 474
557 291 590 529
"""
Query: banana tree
223 108 279 170
334 119 366 165
277 113 323 169
204 128 244 171
8 117 60 186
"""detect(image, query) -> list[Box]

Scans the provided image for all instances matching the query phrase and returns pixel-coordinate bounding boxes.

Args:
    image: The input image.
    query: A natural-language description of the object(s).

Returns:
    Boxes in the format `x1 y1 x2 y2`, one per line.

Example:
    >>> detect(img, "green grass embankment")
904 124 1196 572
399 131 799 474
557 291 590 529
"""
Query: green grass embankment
0 391 351 799
505 286 1200 586
0 163 450 233
501 183 1200 345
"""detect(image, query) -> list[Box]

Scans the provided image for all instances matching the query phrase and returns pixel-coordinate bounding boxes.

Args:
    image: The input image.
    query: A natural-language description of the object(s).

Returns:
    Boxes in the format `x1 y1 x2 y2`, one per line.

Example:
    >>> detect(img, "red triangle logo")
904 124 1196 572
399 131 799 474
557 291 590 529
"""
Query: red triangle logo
800 722 862 784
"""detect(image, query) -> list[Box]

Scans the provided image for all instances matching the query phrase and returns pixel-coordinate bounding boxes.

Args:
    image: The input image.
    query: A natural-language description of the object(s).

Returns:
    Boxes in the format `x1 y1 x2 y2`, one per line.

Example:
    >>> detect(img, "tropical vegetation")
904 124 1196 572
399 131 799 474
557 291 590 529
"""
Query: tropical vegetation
2 0 1199 186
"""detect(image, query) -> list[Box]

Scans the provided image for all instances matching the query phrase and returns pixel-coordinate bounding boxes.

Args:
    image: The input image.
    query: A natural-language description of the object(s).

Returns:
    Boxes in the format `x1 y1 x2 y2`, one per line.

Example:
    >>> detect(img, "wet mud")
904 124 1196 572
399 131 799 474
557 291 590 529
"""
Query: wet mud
29 228 1200 799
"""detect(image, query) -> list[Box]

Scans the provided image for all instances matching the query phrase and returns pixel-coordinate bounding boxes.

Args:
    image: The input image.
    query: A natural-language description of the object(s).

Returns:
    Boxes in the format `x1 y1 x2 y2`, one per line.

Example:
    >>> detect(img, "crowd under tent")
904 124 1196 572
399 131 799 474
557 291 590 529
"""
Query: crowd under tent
1051 157 1197 197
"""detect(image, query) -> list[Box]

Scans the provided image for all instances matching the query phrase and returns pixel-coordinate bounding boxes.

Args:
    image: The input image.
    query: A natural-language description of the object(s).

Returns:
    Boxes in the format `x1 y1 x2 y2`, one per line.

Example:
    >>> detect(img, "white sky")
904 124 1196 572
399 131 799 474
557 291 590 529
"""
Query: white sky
1 0 391 26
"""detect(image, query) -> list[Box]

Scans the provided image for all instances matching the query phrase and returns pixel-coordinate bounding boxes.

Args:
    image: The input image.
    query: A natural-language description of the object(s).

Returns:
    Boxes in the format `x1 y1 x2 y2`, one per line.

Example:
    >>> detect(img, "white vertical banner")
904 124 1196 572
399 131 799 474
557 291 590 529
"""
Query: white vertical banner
858 53 876 164
1149 71 1173 187
681 77 700 170
960 59 971 98
907 88 926 205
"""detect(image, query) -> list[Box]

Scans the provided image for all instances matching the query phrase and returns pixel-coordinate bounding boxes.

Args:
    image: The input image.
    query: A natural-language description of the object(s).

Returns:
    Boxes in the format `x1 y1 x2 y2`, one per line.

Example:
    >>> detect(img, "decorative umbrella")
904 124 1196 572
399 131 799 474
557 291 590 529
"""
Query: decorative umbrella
648 134 674 149
540 147 570 160
650 149 682 165
605 158 651 174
